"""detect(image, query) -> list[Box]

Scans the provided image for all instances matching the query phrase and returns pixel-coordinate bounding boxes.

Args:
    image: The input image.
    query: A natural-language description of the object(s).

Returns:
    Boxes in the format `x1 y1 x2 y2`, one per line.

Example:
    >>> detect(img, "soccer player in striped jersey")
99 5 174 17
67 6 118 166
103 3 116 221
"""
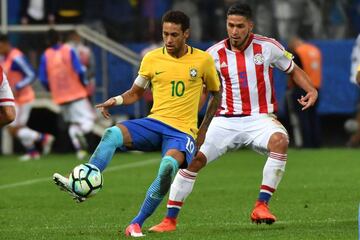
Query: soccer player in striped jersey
0 66 15 127
150 3 318 232
52 10 221 237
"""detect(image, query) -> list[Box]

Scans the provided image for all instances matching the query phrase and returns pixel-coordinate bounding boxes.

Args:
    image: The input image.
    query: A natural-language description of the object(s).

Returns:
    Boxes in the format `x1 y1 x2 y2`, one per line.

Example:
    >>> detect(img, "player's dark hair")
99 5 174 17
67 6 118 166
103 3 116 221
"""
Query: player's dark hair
47 29 61 46
227 3 253 20
0 34 9 43
162 10 190 32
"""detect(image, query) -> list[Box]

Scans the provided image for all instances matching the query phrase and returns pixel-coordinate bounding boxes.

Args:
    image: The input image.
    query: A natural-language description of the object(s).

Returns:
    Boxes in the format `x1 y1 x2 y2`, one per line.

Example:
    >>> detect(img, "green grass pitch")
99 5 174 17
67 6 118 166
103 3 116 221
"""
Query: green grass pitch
0 149 359 239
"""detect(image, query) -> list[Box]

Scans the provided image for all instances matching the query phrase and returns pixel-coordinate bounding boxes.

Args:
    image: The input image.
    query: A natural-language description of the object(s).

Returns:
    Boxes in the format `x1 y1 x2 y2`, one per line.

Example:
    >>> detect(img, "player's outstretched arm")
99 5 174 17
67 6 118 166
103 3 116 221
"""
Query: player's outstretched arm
96 83 146 119
289 64 318 110
196 89 221 148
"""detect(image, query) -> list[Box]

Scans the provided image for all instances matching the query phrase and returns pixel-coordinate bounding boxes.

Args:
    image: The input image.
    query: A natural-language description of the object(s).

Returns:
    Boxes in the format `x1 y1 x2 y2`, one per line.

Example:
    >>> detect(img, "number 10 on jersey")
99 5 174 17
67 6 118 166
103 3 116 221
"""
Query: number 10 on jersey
171 80 185 97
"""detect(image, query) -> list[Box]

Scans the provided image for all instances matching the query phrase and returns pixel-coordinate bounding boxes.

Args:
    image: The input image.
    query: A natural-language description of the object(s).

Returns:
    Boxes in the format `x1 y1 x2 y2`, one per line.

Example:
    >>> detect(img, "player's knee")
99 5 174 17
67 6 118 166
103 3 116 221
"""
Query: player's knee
102 126 123 148
188 152 207 172
268 132 289 152
1 106 15 126
158 156 179 179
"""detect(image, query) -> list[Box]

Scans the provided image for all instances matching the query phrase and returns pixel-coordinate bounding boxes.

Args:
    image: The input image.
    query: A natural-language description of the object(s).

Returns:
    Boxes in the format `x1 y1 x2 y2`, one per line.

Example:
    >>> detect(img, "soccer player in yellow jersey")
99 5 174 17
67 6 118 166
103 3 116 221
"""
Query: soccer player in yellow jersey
53 10 221 237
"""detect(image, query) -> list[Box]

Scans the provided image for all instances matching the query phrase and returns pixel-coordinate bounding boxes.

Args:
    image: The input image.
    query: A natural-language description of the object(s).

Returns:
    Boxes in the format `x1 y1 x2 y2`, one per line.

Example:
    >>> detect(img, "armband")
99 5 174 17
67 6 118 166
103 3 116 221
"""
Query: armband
134 75 150 89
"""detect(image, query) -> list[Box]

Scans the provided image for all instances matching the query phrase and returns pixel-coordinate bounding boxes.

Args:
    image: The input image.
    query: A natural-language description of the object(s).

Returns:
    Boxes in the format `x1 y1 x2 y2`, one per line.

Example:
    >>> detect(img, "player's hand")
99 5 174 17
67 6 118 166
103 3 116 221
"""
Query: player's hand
95 98 116 119
297 90 318 111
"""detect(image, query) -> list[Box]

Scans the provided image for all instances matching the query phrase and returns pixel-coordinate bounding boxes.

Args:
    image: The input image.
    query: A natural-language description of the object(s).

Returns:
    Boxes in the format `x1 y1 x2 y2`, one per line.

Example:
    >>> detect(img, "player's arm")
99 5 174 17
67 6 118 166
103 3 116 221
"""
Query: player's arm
38 54 50 91
96 75 149 119
70 48 87 85
197 88 221 145
356 65 360 85
289 64 318 110
196 59 222 147
12 56 36 90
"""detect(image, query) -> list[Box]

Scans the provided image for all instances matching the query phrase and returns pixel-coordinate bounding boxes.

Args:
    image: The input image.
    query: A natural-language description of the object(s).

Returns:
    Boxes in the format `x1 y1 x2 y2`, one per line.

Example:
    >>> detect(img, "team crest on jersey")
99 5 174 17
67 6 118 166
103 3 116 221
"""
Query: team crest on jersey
189 67 198 81
253 53 264 65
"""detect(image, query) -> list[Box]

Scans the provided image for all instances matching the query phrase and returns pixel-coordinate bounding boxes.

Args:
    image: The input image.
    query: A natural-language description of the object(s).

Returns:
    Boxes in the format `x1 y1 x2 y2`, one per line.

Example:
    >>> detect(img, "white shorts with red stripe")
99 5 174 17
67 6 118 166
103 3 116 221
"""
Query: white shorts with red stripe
61 98 95 131
200 114 288 163
0 74 15 106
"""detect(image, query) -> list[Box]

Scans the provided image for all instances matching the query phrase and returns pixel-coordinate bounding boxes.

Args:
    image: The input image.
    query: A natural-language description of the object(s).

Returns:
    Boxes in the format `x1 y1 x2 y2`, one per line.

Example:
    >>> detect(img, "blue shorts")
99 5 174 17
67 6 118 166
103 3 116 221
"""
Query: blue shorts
121 118 196 168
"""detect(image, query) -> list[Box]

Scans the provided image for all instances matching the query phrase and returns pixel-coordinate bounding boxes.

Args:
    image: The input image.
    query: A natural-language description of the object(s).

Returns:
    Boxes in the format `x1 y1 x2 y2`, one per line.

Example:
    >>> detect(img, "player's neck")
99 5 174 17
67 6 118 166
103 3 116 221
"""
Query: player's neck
169 44 188 58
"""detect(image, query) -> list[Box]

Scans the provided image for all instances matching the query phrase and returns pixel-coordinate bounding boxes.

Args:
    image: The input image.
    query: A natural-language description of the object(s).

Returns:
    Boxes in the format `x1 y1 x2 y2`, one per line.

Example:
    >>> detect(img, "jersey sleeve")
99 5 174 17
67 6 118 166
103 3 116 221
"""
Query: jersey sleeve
269 42 294 74
138 52 153 79
202 54 220 91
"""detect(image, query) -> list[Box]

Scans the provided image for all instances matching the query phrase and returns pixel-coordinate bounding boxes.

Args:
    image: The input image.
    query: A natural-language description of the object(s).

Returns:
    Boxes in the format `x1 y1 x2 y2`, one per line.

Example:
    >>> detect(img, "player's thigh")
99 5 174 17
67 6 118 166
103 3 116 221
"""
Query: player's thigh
9 103 32 127
121 118 163 151
200 117 244 163
248 115 288 154
162 132 195 168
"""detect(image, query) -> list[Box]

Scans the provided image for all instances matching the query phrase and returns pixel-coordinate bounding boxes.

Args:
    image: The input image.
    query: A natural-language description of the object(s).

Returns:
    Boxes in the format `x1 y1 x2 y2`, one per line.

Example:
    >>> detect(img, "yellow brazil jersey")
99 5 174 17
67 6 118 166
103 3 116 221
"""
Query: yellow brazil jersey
138 46 220 139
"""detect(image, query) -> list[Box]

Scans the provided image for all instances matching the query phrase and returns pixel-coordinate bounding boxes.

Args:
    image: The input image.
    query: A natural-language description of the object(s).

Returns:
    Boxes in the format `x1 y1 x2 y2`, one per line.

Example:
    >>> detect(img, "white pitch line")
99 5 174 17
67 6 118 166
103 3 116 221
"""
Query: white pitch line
0 158 159 190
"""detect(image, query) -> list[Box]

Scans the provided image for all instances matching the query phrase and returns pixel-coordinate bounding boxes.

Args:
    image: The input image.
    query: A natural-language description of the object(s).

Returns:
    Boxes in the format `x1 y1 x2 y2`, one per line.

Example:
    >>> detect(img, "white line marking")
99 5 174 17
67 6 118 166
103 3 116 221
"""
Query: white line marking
0 158 159 190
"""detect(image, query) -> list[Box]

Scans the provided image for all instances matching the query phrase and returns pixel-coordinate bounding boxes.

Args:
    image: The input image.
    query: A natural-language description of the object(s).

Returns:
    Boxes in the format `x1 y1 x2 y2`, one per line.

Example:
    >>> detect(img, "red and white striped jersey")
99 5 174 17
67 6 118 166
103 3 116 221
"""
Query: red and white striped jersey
0 66 15 106
207 33 294 116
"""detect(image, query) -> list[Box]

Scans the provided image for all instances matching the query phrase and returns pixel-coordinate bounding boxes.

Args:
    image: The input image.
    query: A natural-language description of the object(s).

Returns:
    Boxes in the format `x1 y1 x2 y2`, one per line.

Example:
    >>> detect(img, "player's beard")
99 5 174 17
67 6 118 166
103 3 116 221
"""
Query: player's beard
231 30 250 50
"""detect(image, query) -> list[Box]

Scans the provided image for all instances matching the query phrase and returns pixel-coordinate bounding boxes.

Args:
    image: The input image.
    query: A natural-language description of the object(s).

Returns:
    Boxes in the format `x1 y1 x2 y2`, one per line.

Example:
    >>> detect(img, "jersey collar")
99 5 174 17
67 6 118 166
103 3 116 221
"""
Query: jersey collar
162 45 193 58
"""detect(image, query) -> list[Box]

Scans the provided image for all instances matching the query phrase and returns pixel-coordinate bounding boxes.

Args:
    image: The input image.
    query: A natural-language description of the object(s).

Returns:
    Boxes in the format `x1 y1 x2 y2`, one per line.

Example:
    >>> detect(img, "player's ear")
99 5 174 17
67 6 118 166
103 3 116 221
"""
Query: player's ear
184 29 190 39
249 20 254 32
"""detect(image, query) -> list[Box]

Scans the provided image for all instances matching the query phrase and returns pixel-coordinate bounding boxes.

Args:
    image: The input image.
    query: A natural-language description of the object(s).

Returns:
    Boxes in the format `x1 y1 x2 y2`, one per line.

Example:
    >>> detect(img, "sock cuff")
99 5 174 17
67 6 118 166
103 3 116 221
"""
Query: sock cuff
268 152 287 161
178 169 197 180
167 200 183 209
260 184 276 194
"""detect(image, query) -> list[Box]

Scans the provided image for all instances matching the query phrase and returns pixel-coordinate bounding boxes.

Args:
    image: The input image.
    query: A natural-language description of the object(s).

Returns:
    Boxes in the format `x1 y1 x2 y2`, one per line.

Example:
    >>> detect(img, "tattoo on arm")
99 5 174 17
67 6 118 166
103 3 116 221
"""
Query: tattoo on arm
198 89 221 131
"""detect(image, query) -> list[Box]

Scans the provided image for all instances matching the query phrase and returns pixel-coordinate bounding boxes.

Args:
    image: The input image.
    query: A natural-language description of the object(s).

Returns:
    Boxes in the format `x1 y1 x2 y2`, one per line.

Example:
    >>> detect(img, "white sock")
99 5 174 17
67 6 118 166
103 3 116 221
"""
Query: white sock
261 152 287 191
167 169 198 208
17 127 40 149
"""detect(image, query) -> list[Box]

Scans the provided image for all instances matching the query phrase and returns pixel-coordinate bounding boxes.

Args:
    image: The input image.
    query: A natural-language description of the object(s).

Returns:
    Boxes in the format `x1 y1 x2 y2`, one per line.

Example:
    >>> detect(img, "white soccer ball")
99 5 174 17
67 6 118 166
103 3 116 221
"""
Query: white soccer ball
69 163 103 198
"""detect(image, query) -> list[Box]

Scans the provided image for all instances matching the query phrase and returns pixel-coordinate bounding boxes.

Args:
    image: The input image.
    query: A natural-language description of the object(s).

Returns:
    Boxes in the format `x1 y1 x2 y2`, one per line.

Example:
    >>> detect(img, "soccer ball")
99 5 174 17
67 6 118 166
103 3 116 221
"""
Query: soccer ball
69 163 103 198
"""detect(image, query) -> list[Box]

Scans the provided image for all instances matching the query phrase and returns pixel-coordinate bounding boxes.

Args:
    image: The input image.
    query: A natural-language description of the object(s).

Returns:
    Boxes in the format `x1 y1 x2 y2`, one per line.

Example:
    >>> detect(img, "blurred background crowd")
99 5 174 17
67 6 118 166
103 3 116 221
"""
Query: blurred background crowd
1 0 360 158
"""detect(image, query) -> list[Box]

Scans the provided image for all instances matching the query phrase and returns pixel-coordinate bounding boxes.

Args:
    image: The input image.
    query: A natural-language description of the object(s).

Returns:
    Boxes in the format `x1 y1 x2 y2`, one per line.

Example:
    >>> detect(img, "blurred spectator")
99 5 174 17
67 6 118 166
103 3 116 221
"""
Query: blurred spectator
20 0 55 25
254 0 275 37
102 0 140 42
324 0 349 39
0 34 54 160
38 30 96 160
140 0 171 42
51 0 85 24
287 37 322 148
19 0 55 67
300 0 325 39
346 34 360 147
197 0 222 41
66 31 96 100
172 0 202 41
273 0 305 41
